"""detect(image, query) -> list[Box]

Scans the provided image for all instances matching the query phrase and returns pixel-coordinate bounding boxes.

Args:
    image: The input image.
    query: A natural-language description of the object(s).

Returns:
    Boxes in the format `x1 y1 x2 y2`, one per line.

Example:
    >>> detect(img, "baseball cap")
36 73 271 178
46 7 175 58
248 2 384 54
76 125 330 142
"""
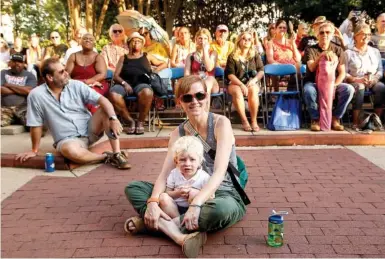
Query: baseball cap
10 53 24 63
216 24 229 32
127 31 146 45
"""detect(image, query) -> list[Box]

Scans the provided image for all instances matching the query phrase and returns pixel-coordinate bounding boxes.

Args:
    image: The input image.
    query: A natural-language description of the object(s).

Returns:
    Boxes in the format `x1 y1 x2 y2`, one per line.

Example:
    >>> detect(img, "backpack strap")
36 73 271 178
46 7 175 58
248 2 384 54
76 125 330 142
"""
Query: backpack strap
185 120 250 205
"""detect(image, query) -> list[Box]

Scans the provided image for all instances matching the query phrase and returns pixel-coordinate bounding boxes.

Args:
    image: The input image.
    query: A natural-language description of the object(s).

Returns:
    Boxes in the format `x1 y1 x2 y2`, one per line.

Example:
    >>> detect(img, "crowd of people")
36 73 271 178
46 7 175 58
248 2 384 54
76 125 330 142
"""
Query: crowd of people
0 12 384 163
0 10 385 258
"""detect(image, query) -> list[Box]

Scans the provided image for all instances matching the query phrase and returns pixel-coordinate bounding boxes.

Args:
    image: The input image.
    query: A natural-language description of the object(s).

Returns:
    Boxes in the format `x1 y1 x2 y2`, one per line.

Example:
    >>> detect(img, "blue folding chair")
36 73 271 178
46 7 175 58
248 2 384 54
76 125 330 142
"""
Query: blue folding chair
263 64 301 126
211 67 226 115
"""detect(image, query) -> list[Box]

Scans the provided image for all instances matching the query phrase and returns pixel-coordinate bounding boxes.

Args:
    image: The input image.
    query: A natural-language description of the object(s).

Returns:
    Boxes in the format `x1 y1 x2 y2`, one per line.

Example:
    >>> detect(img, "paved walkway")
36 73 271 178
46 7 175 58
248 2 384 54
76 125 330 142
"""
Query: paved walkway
2 148 385 258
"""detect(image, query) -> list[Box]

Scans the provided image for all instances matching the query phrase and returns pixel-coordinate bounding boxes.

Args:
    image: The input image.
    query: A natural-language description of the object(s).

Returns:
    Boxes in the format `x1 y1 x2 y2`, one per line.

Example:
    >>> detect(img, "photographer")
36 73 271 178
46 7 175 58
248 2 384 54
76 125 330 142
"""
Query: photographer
225 31 264 132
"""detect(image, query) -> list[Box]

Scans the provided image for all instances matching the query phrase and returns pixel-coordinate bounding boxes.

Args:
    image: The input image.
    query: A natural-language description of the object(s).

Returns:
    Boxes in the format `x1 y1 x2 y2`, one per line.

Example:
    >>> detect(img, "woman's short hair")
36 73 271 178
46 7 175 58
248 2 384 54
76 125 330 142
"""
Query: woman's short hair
232 31 256 61
316 21 335 36
172 136 204 163
354 23 370 35
175 75 207 100
194 28 212 43
108 24 125 39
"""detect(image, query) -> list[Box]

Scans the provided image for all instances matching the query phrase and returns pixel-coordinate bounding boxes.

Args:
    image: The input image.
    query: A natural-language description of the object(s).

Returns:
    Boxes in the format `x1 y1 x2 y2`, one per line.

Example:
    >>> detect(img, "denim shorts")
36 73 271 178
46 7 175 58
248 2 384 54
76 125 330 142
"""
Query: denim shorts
110 83 152 96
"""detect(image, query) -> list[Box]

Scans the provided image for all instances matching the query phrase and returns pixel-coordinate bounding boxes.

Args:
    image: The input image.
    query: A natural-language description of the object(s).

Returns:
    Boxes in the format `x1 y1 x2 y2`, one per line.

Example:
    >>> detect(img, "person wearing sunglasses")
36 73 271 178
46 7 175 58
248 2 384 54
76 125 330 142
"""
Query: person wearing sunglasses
43 31 68 64
185 28 219 109
225 31 264 132
110 32 167 135
303 21 354 131
124 75 245 258
65 33 109 114
101 24 128 72
345 23 385 131
138 27 170 65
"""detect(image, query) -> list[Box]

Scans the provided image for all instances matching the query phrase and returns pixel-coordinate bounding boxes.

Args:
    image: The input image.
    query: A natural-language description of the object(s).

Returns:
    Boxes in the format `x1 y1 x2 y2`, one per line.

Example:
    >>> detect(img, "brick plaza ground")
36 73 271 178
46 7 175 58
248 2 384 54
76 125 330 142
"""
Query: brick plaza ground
1 148 385 258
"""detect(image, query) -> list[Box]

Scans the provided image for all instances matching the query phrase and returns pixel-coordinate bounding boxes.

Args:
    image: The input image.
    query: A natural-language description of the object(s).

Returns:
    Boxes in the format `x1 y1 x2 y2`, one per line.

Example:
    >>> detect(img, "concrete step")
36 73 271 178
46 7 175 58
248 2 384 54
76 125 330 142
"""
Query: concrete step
1 125 26 135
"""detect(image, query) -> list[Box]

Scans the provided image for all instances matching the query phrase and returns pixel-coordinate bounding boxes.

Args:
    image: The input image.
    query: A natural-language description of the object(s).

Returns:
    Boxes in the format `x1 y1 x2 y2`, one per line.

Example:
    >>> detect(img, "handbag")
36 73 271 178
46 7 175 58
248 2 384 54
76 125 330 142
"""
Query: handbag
359 112 384 131
185 121 251 205
142 72 168 97
267 95 301 131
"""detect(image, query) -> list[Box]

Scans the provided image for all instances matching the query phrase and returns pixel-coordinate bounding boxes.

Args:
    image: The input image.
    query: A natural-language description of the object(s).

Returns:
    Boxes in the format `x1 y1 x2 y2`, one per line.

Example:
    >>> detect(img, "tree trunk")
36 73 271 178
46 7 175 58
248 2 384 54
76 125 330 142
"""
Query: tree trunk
95 0 110 40
164 0 182 37
118 0 126 13
154 0 164 27
67 0 75 32
138 0 144 13
73 0 81 31
86 0 94 34
145 0 151 16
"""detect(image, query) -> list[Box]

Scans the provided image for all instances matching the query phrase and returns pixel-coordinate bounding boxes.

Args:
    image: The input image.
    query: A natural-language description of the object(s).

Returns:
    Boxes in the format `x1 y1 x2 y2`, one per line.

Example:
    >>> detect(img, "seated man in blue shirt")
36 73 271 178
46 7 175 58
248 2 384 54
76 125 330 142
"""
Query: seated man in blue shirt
16 58 131 169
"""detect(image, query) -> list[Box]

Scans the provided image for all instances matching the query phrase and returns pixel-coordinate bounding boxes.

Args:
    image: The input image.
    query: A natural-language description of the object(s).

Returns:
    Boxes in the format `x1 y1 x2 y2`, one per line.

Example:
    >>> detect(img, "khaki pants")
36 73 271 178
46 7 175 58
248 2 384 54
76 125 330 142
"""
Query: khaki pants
125 181 246 233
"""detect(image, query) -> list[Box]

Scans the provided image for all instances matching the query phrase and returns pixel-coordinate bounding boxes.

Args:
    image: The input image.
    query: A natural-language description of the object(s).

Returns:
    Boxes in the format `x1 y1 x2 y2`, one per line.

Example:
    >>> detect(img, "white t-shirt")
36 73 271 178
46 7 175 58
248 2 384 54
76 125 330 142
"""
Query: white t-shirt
166 168 210 207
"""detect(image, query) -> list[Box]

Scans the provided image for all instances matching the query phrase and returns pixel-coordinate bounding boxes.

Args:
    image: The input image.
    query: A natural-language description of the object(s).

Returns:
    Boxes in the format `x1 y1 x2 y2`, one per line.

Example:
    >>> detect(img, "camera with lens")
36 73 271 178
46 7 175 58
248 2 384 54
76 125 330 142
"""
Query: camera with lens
241 70 257 84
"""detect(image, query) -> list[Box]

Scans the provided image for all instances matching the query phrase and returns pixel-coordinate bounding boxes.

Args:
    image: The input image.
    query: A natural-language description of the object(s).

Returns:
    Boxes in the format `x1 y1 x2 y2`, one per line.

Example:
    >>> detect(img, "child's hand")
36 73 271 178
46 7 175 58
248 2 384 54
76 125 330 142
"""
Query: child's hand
176 187 190 198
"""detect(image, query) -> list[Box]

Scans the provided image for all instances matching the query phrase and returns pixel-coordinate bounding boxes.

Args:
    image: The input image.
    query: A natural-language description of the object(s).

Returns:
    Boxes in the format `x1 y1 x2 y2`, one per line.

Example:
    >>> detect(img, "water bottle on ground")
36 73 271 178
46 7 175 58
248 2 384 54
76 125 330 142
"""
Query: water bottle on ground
267 210 288 247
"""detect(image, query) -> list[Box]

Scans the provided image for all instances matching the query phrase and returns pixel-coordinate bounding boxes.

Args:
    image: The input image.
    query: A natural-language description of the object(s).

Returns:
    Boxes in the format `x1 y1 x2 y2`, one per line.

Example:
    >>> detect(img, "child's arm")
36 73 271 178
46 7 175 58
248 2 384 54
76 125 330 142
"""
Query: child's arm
165 187 185 199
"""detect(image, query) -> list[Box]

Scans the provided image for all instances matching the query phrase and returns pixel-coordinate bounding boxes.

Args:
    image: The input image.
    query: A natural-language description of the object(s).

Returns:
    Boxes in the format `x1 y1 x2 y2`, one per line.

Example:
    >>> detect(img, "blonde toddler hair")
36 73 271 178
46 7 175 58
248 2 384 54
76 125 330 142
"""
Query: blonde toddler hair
172 136 205 163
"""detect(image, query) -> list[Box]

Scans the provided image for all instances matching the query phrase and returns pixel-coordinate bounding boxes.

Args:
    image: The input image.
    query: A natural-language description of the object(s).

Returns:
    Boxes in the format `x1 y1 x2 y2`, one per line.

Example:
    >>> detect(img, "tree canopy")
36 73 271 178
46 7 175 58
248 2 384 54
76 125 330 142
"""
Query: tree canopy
4 0 383 46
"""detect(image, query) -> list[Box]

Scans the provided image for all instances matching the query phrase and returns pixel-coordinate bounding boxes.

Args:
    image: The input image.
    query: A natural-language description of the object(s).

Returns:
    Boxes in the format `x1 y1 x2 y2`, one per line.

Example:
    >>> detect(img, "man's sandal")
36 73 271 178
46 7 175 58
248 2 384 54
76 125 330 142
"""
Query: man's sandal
182 232 207 258
124 216 147 235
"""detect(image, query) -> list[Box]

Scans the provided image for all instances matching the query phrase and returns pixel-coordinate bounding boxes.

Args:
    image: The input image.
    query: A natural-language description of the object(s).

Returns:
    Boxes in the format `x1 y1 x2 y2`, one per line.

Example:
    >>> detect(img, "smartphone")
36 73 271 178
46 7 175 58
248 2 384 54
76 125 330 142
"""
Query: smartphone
106 129 117 140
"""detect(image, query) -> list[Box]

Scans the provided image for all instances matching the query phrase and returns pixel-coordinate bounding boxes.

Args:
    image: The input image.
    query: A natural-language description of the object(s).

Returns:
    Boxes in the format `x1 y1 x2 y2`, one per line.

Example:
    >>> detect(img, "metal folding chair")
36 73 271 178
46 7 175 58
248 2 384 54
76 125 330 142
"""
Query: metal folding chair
263 64 301 126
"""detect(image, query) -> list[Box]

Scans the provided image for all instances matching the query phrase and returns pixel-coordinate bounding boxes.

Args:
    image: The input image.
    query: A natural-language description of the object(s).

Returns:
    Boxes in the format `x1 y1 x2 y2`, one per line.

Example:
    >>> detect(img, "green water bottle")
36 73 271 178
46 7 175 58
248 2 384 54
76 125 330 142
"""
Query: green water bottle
267 210 288 247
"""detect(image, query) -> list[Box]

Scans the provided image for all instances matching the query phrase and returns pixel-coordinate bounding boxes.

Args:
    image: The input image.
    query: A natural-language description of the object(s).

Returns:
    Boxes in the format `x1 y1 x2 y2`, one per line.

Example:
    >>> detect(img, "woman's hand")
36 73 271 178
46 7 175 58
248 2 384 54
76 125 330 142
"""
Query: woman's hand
144 202 171 230
181 206 201 231
246 78 258 88
124 84 134 95
240 84 248 97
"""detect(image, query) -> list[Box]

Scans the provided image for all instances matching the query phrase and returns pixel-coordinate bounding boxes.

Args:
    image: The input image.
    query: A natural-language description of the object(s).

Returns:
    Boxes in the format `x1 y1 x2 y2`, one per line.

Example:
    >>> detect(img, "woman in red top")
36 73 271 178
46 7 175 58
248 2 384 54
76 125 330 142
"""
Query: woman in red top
266 19 301 67
185 28 219 109
266 19 301 91
66 33 109 113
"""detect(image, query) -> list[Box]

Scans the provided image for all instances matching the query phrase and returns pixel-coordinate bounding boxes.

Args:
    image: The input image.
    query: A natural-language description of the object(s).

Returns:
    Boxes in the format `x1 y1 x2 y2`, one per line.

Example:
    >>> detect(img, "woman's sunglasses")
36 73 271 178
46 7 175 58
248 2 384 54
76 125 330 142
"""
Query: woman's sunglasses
180 92 207 103
113 30 123 34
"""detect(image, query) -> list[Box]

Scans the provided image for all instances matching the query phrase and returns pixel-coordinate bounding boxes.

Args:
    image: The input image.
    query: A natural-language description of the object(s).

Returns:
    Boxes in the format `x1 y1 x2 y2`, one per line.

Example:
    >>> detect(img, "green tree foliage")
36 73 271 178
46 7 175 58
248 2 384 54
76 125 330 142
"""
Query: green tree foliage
11 0 68 40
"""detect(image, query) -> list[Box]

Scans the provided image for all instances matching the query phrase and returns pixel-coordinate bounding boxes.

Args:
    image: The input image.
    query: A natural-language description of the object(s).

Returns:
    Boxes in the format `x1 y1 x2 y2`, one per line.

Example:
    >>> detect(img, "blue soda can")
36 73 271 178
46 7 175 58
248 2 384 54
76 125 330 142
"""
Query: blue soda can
267 210 288 247
45 153 55 173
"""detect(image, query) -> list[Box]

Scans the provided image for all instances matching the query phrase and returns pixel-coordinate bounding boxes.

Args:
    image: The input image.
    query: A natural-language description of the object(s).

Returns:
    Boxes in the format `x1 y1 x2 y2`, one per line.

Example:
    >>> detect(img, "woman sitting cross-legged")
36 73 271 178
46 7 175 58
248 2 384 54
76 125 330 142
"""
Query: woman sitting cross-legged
225 31 264 132
65 33 109 113
124 75 246 258
345 23 385 130
109 32 167 135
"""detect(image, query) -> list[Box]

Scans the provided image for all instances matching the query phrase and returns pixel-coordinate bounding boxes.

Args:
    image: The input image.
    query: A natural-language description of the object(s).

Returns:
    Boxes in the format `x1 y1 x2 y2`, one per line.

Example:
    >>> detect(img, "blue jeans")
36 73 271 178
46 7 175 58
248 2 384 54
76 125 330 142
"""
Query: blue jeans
352 82 385 110
303 82 354 120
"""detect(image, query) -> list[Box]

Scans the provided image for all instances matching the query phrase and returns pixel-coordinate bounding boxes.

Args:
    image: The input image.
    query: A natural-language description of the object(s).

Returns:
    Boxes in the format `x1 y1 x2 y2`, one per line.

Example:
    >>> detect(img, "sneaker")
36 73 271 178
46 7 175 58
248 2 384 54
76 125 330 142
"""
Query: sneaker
332 117 344 131
310 120 320 131
104 151 132 169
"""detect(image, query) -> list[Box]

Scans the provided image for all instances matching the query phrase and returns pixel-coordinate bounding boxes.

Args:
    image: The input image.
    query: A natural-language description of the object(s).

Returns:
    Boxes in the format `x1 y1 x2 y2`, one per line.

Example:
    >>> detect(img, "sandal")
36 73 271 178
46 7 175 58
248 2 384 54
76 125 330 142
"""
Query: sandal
182 232 207 258
241 121 252 132
123 120 136 135
124 216 147 235
135 121 145 135
251 123 260 132
155 97 166 111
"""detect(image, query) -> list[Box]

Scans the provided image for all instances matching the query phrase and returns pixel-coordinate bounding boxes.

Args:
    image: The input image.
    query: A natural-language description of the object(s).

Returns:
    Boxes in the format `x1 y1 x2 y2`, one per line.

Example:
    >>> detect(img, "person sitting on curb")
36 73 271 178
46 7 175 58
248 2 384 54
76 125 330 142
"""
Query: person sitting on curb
16 58 131 169
303 21 354 131
1 53 37 127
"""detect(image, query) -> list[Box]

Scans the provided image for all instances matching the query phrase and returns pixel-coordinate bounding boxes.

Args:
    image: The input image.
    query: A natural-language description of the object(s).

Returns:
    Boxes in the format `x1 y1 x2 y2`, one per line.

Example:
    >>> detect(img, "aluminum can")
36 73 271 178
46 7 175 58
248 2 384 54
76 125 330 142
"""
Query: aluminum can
45 153 55 173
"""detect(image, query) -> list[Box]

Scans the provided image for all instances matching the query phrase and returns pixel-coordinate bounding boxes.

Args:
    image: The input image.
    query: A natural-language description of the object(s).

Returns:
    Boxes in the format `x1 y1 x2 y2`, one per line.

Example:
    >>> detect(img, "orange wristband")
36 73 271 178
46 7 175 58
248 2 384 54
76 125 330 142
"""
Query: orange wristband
146 197 159 205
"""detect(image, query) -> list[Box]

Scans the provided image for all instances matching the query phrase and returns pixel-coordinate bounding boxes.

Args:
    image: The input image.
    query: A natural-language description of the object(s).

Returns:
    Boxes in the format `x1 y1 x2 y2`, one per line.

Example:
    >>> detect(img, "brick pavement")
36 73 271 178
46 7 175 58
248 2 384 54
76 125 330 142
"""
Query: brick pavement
1 148 385 258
